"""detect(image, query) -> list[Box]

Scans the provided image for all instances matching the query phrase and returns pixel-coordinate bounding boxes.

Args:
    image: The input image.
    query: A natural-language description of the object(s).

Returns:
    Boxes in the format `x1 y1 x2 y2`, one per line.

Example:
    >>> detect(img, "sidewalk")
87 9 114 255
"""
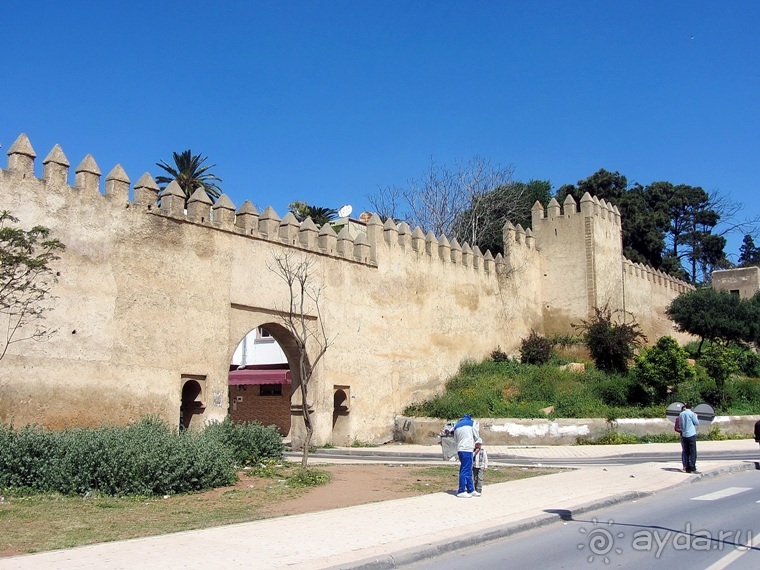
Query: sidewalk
0 440 757 570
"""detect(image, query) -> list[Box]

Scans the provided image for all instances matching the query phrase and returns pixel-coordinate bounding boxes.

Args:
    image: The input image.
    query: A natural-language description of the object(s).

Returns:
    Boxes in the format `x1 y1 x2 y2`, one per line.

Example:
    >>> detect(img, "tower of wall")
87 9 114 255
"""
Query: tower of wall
529 193 624 335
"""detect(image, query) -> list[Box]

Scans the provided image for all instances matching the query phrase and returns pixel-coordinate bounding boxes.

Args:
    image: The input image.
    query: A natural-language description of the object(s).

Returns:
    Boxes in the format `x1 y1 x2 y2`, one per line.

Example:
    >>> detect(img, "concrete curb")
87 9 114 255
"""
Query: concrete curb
331 461 759 569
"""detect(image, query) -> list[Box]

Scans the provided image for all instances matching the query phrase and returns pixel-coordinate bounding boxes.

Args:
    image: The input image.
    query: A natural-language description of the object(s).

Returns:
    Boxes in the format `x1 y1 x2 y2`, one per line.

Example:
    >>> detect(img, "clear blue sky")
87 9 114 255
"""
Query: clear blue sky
2 1 758 257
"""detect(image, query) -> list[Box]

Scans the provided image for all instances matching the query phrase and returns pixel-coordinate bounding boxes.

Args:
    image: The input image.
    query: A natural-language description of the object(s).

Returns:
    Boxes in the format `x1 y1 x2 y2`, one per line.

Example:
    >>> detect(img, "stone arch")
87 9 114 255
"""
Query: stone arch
229 306 327 448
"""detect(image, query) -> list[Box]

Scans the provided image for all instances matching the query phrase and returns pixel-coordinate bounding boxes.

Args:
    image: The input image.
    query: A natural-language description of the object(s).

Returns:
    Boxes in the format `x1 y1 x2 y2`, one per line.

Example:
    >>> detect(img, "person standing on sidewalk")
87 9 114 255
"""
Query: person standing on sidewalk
454 414 480 497
754 419 760 449
679 403 700 473
472 438 488 494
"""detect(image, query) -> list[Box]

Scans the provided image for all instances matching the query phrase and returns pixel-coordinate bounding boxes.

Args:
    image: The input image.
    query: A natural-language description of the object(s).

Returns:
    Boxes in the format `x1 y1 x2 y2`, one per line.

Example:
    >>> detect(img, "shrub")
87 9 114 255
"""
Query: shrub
203 417 284 466
732 345 760 377
701 342 739 406
490 347 510 362
0 417 238 496
576 307 646 374
286 468 331 488
633 336 695 404
519 331 554 365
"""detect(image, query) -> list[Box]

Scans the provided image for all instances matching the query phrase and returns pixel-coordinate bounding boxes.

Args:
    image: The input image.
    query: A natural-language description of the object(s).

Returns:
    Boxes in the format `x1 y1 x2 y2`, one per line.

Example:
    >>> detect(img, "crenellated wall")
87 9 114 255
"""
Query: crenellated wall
528 193 693 341
0 132 690 444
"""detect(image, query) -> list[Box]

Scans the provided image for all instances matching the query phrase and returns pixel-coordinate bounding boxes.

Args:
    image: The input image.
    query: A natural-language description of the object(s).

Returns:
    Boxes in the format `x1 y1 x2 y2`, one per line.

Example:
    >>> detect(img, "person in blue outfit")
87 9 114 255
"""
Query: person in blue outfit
679 403 700 473
453 414 480 497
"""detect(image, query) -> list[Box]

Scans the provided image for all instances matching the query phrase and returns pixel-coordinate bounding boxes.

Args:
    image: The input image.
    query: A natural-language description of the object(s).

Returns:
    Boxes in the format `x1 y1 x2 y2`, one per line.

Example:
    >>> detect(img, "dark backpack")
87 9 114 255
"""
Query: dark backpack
674 416 682 433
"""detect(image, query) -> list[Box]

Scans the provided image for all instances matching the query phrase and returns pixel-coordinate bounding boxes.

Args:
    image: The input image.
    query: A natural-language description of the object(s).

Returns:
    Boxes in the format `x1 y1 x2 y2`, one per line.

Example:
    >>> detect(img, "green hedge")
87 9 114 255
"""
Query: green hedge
0 417 283 496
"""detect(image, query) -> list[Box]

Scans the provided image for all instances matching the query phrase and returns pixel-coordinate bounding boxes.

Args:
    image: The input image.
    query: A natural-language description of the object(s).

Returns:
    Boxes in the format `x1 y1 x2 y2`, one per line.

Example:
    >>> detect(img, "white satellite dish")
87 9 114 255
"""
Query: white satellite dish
338 204 353 218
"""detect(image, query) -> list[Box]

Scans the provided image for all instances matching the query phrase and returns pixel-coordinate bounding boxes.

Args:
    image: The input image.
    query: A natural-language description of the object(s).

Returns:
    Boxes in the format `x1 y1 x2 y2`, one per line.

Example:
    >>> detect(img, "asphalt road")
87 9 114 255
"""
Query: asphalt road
404 468 760 569
291 450 760 467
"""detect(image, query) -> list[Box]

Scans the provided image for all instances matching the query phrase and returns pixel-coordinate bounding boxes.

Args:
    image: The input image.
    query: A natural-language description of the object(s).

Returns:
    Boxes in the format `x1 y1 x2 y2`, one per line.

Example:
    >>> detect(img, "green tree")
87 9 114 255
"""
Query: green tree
156 150 223 206
666 287 752 354
575 306 646 374
633 336 695 404
555 168 628 205
288 201 338 227
0 211 65 363
738 234 760 267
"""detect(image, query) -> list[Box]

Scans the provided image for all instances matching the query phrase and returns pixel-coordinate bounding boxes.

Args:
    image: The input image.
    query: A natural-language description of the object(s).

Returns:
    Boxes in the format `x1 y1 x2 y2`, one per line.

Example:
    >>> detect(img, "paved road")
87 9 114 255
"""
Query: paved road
405 469 760 569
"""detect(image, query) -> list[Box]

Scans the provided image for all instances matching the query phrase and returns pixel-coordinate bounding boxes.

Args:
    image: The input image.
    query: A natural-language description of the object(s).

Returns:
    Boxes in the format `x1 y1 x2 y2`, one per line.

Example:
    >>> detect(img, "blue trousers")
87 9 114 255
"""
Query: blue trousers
457 451 474 493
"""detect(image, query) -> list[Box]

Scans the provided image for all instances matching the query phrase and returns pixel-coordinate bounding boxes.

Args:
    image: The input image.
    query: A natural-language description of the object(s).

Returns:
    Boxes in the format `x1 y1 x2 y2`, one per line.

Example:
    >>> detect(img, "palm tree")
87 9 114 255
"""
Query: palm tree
155 150 222 205
288 201 338 227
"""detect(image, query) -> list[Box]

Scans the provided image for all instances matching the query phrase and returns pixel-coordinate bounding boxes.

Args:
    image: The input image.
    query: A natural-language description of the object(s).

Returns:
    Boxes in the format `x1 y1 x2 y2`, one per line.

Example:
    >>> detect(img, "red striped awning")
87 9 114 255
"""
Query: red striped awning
229 369 292 386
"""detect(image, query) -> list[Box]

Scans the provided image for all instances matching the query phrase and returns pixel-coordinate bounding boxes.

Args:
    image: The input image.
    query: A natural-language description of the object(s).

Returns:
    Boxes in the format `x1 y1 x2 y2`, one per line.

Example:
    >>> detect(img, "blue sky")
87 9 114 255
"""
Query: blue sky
2 1 758 257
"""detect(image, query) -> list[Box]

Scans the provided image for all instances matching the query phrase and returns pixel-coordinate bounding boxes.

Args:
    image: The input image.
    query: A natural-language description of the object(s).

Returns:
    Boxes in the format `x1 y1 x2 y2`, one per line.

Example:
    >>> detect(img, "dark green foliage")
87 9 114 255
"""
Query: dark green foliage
576 307 646 373
733 346 760 378
591 374 648 407
519 331 554 365
633 336 695 404
0 417 288 496
701 342 739 406
203 417 284 466
667 287 758 350
738 234 760 267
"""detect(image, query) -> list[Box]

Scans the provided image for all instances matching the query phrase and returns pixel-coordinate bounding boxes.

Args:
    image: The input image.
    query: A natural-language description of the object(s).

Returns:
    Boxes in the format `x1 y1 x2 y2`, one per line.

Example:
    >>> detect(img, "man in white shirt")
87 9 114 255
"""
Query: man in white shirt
453 414 480 497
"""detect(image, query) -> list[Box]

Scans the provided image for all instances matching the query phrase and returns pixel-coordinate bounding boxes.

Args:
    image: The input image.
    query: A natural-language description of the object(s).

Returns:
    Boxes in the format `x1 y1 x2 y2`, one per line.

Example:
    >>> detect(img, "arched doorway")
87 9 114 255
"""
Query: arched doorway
228 324 294 436
180 377 205 430
332 385 352 445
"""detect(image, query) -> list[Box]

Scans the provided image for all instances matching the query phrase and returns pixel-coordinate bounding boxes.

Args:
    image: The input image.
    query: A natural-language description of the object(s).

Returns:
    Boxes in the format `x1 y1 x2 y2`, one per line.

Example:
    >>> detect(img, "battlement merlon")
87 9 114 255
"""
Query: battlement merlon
3 133 523 280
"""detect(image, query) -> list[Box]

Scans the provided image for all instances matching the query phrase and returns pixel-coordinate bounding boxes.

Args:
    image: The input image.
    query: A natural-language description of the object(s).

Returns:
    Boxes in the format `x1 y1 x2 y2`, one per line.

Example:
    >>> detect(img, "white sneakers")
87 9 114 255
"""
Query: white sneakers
456 491 482 498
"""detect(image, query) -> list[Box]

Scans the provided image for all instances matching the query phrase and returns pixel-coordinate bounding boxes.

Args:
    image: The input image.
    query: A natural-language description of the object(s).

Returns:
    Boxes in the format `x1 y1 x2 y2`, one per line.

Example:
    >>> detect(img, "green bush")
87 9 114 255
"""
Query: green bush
203 417 284 466
577 307 645 374
519 331 554 365
286 468 331 488
633 336 696 404
0 417 238 496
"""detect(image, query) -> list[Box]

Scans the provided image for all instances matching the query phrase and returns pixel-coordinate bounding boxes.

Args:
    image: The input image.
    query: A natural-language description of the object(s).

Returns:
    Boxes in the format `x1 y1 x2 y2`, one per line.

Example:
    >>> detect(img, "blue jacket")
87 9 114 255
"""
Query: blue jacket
454 414 480 452
679 409 699 438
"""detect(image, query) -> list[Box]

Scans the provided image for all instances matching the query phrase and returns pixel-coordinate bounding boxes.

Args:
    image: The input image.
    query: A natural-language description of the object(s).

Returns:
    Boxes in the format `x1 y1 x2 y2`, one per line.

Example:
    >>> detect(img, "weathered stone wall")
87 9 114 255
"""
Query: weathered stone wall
396 415 760 446
0 133 691 445
712 267 760 299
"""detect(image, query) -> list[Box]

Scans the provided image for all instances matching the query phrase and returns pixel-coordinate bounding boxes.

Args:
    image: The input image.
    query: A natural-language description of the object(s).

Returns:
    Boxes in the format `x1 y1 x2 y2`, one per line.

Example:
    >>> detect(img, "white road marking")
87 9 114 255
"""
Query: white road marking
691 487 752 501
702 529 760 570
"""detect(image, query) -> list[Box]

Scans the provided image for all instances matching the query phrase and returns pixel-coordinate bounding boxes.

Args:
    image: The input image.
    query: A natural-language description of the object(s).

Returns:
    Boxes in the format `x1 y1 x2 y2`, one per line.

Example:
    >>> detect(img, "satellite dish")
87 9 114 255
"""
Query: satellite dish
338 204 353 218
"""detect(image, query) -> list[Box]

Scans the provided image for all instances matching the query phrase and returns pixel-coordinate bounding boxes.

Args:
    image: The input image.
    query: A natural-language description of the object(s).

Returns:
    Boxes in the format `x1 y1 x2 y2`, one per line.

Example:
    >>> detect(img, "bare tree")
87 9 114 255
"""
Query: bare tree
367 157 522 253
0 211 64 365
366 185 404 223
268 252 334 468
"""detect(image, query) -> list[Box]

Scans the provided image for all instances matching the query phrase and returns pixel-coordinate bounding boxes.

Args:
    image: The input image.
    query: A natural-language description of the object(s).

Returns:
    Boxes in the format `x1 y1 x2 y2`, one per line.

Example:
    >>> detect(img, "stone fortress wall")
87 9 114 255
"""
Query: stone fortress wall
0 133 691 444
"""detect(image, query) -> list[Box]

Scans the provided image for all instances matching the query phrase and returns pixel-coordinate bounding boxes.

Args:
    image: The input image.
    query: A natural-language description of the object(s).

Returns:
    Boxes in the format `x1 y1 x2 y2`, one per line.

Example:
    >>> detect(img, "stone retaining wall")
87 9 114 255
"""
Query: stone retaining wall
394 415 760 446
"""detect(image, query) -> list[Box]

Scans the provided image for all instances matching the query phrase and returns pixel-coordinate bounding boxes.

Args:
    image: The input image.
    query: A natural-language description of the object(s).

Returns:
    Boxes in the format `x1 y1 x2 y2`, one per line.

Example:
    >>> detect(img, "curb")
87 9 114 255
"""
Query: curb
330 461 759 569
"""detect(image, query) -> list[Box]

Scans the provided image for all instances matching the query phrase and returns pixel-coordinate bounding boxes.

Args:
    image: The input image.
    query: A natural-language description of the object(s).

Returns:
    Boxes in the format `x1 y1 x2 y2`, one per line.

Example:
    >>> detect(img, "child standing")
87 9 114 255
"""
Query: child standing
472 438 488 494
